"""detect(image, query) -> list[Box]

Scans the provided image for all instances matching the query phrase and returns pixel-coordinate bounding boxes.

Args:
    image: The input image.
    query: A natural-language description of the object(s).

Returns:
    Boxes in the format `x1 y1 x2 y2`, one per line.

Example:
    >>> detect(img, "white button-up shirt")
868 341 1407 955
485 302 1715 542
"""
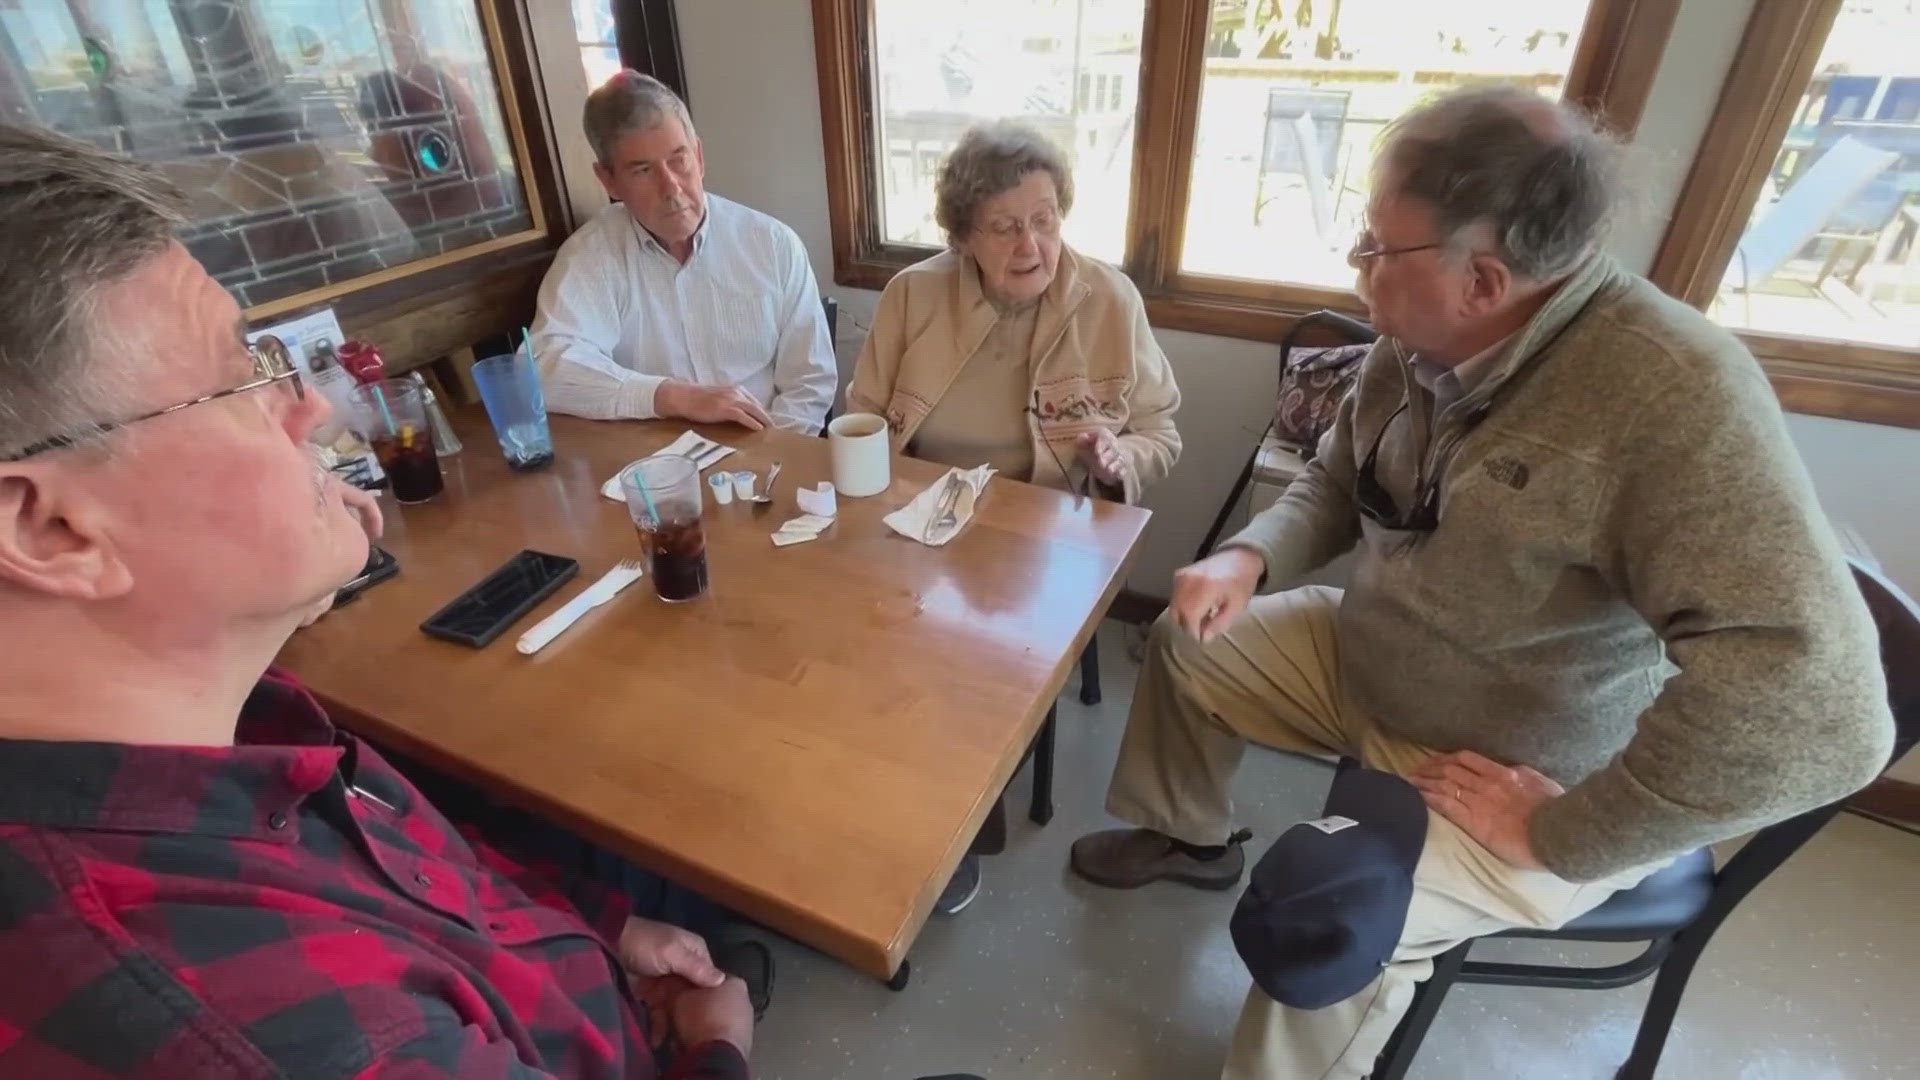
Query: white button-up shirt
531 194 837 432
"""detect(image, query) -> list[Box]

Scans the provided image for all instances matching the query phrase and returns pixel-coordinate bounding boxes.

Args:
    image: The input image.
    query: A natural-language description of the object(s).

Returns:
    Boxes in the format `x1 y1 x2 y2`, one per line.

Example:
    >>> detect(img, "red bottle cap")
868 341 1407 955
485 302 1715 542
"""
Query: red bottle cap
338 340 387 385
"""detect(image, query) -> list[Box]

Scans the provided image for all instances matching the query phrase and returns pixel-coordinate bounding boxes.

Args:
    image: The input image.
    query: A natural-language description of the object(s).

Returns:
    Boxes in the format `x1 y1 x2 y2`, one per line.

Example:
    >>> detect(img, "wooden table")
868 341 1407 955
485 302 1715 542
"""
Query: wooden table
279 413 1150 980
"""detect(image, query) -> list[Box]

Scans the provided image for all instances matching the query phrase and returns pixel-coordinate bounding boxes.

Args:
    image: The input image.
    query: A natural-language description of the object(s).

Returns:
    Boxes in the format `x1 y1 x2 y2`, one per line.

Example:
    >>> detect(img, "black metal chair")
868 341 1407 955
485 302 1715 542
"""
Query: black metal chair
1372 558 1920 1080
1194 310 1377 561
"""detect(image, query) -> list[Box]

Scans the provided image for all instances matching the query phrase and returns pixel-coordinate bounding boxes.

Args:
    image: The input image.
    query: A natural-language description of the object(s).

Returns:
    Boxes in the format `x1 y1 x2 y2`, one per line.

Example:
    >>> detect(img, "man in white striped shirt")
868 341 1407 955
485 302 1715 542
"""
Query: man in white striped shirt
533 71 837 433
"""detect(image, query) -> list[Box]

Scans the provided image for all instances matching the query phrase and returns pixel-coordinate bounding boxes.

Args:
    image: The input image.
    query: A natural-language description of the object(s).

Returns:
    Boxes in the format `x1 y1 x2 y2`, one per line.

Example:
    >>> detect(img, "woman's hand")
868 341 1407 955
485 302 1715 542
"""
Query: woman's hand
1075 429 1128 490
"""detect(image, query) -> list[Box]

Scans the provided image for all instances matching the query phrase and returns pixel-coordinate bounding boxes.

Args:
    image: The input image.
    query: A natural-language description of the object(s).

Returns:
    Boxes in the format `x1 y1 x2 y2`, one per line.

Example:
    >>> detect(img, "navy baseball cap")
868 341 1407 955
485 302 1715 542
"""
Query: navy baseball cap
1228 760 1429 1009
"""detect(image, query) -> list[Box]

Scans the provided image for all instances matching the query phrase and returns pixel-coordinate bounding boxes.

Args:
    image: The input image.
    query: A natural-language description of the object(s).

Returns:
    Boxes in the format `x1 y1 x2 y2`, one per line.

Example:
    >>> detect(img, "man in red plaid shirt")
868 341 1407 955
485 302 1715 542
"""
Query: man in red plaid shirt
0 127 754 1078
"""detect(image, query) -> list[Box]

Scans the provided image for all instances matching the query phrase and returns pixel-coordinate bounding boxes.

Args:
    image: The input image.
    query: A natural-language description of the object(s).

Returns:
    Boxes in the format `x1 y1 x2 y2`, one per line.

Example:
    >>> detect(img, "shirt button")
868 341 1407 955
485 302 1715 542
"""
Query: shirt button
267 813 288 830
415 873 432 888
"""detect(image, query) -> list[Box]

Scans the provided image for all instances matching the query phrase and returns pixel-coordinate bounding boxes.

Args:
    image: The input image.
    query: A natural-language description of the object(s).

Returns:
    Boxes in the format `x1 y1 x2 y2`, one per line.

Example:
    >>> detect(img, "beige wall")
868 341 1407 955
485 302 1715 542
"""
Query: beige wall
666 0 1919 611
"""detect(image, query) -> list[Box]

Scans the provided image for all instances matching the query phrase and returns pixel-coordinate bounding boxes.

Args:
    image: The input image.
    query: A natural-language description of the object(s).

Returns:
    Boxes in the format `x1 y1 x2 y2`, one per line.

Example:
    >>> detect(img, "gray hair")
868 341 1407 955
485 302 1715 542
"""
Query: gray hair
1376 85 1618 282
583 70 697 165
935 121 1075 246
0 125 182 459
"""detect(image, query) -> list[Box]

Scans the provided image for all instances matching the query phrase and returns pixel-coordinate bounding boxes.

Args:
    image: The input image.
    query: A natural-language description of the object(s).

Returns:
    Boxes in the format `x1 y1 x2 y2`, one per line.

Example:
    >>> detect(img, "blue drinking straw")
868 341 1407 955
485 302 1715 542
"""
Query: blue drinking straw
629 464 660 522
369 382 397 435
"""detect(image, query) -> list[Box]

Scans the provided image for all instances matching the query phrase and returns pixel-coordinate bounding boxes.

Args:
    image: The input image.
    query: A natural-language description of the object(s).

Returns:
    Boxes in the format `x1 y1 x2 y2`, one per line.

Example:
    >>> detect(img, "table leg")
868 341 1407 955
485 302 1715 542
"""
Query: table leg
1030 707 1057 826
886 959 912 991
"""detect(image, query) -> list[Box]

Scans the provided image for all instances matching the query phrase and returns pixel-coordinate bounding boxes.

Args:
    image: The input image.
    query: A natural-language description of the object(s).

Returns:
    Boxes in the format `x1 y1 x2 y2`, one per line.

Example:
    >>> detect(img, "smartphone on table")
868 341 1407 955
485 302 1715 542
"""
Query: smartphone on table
334 547 399 607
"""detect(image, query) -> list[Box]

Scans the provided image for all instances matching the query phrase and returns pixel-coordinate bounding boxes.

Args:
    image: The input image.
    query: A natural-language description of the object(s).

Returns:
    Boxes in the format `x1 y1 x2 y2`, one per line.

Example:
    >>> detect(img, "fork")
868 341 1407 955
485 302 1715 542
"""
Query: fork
923 473 964 543
515 559 646 654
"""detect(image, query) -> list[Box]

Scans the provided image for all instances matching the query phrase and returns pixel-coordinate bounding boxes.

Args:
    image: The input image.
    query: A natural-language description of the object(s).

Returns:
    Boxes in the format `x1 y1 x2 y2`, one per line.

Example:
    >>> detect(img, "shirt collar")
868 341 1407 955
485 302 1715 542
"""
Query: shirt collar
0 671 346 842
632 195 715 259
1407 334 1511 396
957 243 1087 315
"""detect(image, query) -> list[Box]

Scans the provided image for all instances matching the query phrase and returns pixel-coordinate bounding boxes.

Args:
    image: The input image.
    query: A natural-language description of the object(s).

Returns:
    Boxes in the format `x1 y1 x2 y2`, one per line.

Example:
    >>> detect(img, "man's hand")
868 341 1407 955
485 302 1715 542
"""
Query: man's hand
338 480 385 541
1410 750 1564 869
669 975 754 1058
303 480 389 628
1169 547 1266 642
655 381 773 431
1075 429 1128 490
616 916 725 988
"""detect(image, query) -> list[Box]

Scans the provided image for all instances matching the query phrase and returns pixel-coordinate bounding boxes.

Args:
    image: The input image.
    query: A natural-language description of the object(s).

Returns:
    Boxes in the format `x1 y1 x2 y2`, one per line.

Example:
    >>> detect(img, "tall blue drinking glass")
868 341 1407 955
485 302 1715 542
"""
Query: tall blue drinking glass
471 351 554 470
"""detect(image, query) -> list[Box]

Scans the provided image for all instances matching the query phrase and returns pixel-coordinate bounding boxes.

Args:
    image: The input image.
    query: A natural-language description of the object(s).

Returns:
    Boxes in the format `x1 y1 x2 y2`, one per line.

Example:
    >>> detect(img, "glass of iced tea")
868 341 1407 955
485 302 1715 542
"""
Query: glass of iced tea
619 454 708 602
348 379 443 504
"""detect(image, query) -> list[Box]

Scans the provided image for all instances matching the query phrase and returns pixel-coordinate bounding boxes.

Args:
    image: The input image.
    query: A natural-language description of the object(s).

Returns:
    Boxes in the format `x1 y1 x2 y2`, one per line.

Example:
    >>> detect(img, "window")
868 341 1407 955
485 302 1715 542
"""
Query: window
572 0 623 88
0 0 544 318
1180 1 1595 288
814 0 1678 340
1652 0 1920 428
867 0 1147 264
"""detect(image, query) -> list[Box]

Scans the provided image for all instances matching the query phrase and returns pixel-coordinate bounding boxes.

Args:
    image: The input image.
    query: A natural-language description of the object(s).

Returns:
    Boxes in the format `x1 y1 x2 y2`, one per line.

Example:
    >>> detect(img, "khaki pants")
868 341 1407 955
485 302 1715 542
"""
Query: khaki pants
1106 587 1652 1080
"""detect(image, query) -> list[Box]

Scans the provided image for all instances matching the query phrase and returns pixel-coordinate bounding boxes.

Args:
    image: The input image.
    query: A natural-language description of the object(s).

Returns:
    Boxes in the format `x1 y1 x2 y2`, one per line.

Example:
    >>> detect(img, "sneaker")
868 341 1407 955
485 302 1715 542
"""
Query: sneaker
1069 827 1251 890
934 854 982 916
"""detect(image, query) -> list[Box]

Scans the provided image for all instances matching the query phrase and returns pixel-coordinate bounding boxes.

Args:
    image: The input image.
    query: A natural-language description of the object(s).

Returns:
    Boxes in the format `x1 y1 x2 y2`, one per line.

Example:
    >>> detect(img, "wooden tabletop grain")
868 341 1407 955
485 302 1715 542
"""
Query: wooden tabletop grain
277 413 1150 978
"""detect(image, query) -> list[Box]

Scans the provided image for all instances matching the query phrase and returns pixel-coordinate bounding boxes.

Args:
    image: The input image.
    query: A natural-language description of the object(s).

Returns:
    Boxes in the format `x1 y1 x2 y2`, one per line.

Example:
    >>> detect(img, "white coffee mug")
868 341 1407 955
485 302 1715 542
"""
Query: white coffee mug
827 412 891 497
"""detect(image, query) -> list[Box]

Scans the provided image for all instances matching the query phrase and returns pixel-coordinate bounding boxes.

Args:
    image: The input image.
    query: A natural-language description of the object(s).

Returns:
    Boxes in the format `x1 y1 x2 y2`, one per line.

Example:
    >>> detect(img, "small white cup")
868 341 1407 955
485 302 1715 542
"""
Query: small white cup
827 412 891 497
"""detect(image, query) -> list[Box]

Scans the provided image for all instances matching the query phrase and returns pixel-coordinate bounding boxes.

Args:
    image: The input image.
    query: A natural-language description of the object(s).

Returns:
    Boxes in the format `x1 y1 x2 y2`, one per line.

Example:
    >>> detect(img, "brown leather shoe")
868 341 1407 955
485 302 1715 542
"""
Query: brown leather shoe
1069 827 1250 890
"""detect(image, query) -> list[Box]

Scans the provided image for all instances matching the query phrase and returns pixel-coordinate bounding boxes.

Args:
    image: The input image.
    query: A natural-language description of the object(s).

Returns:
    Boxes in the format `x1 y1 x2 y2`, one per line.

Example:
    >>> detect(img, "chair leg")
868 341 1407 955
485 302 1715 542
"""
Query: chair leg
1030 706 1056 826
1617 926 1714 1079
1077 636 1102 706
1373 940 1470 1080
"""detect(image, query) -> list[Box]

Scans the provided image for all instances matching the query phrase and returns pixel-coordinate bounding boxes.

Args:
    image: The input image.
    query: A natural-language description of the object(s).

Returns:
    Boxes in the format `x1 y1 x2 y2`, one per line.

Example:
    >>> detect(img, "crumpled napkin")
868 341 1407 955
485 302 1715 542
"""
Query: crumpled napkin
600 431 735 501
883 465 995 546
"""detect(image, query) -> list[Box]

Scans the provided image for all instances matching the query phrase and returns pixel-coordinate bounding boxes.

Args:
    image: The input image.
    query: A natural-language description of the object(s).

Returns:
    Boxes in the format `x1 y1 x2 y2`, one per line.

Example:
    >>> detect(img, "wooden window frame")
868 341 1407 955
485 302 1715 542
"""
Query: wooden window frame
812 0 1680 344
612 0 689 99
1649 0 1920 430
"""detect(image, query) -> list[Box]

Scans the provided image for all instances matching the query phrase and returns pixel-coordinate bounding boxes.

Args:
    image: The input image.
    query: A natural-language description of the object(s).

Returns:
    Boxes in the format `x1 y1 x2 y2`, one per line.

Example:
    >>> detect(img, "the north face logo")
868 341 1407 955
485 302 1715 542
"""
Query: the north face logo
1484 456 1530 490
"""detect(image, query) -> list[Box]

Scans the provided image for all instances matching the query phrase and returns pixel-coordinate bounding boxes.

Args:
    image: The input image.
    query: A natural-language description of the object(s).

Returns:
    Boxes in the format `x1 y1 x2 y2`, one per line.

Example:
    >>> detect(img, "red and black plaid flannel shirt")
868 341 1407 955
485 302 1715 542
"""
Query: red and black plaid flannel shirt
0 671 749 1080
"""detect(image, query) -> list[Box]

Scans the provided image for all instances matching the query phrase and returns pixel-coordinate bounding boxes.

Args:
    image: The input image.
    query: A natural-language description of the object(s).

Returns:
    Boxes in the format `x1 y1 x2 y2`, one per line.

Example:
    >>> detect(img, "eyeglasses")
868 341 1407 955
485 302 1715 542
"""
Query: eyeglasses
979 207 1062 242
1348 229 1443 267
1354 398 1442 533
1 339 305 463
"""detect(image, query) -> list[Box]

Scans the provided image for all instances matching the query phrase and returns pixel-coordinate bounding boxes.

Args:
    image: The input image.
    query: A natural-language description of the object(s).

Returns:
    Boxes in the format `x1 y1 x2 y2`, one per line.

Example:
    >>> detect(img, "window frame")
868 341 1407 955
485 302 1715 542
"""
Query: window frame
811 0 1681 342
1648 0 1920 430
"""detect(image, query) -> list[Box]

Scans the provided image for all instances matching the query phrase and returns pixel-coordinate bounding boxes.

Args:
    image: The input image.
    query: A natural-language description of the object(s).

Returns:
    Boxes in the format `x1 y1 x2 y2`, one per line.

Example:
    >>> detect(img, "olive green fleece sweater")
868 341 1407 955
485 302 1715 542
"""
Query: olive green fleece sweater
1224 254 1895 882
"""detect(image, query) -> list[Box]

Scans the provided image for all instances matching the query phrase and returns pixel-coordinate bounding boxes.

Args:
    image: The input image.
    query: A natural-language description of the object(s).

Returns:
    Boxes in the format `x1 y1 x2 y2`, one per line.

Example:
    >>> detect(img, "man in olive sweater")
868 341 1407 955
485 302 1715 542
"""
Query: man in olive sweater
1070 86 1895 1079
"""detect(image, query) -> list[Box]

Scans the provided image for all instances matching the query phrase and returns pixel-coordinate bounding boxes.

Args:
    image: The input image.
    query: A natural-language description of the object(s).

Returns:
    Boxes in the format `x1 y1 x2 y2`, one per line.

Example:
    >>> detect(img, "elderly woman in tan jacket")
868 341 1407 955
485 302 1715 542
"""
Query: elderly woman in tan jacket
848 121 1181 504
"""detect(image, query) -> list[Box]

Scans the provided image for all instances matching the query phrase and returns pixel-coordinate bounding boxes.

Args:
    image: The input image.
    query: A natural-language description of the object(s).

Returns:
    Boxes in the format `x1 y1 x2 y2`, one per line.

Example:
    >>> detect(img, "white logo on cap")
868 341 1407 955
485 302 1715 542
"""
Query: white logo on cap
1303 815 1359 835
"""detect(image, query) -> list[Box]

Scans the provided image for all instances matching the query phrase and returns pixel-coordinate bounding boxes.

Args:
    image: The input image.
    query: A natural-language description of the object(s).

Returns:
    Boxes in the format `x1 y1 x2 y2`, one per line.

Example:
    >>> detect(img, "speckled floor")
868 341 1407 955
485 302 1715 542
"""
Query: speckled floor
750 622 1920 1080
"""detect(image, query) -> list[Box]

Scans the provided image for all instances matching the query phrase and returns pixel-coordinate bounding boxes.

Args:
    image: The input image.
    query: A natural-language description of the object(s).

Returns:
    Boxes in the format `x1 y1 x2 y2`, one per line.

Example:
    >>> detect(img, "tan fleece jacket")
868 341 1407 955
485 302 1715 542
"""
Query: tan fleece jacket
848 246 1181 503
1225 254 1895 882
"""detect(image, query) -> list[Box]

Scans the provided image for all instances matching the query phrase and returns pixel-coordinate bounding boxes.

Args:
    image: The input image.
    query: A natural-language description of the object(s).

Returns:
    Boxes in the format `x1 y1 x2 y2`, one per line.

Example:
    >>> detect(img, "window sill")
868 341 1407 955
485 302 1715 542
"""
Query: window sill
835 254 1920 430
1751 344 1920 430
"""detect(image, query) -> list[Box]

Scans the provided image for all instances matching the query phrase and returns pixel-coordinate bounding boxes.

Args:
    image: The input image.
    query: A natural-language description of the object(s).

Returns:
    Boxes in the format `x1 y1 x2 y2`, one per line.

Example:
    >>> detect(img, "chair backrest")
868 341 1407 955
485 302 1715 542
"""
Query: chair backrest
819 295 842 436
1730 136 1898 290
1706 558 1920 898
1853 559 1920 764
1261 87 1348 179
